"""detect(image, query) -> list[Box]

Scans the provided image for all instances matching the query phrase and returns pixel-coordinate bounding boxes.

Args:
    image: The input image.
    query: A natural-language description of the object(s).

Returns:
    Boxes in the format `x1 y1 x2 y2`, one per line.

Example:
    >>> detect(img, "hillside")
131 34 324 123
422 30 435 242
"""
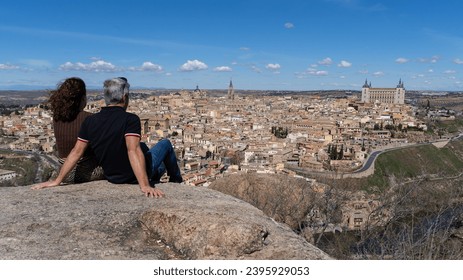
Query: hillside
309 138 463 259
368 139 463 191
315 138 463 193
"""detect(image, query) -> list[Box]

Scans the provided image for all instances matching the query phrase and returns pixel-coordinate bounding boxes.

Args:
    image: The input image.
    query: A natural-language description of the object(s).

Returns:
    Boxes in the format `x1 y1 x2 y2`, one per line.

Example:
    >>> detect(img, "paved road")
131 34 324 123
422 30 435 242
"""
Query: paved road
357 138 459 174
0 148 59 183
288 141 438 178
354 150 382 173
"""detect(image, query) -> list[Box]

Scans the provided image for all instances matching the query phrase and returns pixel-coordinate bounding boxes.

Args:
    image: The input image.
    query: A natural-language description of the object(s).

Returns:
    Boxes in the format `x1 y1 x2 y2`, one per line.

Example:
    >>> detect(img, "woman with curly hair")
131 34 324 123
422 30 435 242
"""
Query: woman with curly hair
49 77 103 183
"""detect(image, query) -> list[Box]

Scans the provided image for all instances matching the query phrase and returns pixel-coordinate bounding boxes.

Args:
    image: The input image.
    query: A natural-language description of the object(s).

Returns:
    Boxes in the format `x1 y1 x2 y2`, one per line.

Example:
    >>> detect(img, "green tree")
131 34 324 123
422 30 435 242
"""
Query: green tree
330 145 338 160
337 145 344 160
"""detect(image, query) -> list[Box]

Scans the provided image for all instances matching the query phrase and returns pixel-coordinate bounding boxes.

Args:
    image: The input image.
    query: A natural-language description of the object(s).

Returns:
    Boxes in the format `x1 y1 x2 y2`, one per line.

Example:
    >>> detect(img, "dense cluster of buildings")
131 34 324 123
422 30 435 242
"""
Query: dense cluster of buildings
0 80 452 231
1 80 428 186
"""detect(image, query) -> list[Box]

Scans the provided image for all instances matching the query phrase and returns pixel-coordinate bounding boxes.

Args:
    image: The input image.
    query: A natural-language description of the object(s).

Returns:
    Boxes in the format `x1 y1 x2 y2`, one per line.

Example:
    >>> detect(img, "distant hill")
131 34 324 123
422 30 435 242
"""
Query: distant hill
0 90 48 105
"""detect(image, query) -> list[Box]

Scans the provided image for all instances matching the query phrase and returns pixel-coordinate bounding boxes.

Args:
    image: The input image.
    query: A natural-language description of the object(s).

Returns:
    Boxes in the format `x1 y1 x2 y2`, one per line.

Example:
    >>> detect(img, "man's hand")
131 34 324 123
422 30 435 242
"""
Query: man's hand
140 185 164 198
126 136 163 198
31 180 61 190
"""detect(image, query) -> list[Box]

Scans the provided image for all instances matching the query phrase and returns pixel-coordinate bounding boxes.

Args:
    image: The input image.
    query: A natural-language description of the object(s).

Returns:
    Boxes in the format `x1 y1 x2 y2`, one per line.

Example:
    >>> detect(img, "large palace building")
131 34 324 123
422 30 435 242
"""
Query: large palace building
361 79 405 104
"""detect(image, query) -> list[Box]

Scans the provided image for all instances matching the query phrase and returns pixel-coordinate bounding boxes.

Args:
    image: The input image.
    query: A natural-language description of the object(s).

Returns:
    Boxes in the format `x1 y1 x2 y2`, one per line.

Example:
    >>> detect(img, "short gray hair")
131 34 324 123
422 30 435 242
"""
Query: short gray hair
103 77 130 105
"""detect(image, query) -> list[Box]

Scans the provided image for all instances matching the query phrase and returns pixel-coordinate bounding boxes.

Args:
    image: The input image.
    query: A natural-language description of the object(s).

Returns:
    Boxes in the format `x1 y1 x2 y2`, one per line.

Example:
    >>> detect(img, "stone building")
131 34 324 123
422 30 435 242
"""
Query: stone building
361 79 405 104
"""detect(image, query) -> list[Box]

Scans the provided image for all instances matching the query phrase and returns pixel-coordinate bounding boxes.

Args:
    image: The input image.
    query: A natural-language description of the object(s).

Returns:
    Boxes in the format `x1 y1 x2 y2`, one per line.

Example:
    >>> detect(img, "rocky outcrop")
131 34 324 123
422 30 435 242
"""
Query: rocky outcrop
210 173 318 230
0 181 331 260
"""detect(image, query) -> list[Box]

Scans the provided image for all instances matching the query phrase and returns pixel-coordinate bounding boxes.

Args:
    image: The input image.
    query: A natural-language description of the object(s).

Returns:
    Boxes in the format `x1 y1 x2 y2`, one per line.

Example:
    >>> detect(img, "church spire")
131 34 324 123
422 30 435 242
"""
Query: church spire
363 79 370 88
397 78 404 88
228 79 234 100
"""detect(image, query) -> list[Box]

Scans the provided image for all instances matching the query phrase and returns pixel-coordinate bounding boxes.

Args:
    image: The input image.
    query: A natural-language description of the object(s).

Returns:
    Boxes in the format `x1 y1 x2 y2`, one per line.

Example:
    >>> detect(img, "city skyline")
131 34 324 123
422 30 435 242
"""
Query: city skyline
1 0 463 91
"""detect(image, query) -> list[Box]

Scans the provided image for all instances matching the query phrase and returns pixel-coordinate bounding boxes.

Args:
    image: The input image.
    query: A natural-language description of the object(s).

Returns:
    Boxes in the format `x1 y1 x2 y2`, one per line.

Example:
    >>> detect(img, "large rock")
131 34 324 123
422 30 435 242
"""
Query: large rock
0 181 331 260
210 173 318 230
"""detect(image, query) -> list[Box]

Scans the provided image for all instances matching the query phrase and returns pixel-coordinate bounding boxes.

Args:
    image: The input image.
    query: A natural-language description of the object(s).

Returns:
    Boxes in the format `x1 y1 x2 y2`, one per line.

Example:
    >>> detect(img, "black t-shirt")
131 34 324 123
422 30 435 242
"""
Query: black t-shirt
78 106 141 184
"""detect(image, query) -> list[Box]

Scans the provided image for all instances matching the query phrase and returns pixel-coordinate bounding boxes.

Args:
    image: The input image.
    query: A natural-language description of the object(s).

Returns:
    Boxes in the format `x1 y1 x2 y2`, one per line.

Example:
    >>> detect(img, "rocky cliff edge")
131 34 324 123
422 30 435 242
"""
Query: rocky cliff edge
0 181 331 260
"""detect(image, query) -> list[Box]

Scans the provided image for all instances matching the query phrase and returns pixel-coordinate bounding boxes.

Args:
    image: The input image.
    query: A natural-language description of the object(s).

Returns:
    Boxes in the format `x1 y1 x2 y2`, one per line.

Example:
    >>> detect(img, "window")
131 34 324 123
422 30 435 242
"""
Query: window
354 218 363 226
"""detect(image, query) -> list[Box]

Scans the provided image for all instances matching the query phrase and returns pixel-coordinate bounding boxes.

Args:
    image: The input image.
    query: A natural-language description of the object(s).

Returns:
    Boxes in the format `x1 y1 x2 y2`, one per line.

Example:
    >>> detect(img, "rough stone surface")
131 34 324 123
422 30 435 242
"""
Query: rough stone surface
210 173 317 230
0 181 331 260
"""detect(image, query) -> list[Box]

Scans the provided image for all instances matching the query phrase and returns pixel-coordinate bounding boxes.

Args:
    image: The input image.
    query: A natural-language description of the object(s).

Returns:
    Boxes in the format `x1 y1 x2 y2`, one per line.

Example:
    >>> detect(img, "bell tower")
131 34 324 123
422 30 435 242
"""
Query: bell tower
227 79 234 100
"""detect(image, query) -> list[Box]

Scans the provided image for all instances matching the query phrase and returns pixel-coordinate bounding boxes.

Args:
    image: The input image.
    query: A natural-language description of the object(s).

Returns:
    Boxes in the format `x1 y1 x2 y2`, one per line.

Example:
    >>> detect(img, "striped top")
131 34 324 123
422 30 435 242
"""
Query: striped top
53 111 93 158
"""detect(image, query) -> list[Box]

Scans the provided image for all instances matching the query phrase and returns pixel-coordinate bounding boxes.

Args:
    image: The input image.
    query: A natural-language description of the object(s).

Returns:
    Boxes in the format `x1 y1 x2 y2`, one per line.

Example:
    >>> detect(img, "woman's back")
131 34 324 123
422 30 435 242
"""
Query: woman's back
49 77 103 183
53 110 93 158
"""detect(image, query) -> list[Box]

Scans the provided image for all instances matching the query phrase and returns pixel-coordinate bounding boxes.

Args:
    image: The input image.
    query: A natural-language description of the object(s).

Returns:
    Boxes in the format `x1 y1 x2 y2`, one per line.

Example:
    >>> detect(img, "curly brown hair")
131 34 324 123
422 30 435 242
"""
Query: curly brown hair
49 77 86 122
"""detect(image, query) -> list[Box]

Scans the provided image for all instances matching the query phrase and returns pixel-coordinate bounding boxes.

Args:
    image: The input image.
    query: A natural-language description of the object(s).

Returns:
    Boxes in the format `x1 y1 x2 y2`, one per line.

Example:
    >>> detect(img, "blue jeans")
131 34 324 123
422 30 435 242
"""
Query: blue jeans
141 139 183 185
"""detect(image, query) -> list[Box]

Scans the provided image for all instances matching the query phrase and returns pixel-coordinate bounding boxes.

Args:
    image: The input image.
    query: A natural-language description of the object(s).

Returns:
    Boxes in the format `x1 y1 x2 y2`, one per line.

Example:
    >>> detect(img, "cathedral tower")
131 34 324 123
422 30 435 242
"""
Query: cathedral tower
227 79 234 100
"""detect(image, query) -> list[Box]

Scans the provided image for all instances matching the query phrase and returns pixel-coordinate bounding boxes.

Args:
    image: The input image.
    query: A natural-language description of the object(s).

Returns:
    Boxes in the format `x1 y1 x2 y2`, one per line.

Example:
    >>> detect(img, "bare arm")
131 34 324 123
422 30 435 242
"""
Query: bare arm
32 140 88 190
125 136 164 198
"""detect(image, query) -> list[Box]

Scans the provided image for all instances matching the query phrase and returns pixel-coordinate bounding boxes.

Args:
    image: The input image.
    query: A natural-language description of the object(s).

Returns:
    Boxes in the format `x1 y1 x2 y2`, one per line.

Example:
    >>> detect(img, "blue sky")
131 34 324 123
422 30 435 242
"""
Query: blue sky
1 0 463 91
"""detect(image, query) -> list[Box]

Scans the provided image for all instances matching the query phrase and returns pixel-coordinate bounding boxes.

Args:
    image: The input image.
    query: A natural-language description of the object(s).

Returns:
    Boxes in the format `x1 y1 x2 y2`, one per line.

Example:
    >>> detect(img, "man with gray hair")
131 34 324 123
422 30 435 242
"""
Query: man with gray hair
33 77 182 197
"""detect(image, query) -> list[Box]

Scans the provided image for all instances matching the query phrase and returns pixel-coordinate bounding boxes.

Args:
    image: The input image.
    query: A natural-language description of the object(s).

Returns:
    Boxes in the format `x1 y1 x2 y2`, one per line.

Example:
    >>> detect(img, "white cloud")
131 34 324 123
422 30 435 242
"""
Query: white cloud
139 62 163 72
240 47 250 51
373 71 384 77
430 56 440 63
128 62 163 72
266 63 281 71
444 70 456 74
358 70 369 74
0 63 20 70
395 57 409 64
314 70 328 76
337 60 352 68
179 59 208 72
318 57 333 65
284 22 294 29
418 56 440 63
213 66 232 72
59 60 117 72
305 68 328 76
454 58 463 64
